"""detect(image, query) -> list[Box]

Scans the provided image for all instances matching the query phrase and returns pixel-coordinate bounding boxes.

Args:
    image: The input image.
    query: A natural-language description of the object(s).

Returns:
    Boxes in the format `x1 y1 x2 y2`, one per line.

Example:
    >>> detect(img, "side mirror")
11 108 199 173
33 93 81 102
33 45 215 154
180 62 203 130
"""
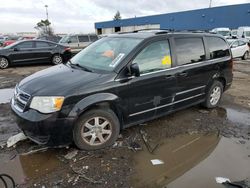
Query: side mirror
130 63 140 77
13 47 19 51
231 44 237 48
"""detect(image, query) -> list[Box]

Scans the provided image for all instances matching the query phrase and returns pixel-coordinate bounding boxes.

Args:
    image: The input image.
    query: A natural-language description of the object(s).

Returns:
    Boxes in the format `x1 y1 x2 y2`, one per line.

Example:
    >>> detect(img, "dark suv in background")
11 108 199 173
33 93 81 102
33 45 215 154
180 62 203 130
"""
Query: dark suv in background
11 30 233 150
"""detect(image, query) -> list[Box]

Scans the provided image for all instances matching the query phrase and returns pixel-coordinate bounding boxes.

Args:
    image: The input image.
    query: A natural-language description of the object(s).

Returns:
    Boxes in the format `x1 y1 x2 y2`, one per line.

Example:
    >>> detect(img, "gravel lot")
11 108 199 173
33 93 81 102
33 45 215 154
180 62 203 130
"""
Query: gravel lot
0 60 249 188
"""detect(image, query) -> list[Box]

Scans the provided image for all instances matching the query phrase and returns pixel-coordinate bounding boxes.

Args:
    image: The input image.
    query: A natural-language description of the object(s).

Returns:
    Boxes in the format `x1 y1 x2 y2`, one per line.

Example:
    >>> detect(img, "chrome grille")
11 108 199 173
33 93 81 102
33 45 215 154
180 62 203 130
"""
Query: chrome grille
13 86 31 112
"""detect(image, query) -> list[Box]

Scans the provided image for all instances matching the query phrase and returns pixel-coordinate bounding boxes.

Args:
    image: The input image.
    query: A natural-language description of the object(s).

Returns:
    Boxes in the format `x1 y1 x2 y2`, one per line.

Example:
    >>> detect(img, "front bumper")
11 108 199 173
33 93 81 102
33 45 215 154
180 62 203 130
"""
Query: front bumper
11 99 75 146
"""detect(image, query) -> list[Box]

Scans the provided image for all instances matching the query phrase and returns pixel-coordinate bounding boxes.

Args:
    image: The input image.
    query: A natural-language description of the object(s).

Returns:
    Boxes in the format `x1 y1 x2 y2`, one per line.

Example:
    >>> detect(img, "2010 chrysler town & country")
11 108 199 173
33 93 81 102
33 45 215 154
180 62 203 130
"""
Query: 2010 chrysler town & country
11 31 233 150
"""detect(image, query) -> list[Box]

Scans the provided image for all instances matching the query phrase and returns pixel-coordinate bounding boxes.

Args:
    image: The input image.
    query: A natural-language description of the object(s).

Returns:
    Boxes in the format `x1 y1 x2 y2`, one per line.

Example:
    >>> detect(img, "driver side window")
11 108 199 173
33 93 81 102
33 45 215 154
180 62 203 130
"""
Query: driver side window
132 40 172 74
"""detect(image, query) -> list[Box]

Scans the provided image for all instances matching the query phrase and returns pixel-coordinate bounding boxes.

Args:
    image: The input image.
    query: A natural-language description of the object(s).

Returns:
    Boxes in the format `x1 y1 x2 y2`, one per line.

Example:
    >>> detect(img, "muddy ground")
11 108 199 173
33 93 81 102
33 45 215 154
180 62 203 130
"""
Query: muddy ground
0 61 250 188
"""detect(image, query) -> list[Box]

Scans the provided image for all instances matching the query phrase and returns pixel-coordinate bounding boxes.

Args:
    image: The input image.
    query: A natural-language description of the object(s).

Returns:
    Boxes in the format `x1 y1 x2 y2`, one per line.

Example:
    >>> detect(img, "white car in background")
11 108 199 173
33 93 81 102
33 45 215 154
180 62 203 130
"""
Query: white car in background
211 28 231 39
237 27 250 42
228 39 249 60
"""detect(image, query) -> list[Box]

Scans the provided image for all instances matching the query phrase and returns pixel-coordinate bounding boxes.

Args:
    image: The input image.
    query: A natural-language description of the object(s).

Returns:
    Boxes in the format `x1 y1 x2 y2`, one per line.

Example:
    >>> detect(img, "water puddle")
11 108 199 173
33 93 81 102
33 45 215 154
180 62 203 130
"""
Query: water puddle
0 150 61 186
168 137 250 188
131 133 250 188
0 88 14 104
226 108 250 126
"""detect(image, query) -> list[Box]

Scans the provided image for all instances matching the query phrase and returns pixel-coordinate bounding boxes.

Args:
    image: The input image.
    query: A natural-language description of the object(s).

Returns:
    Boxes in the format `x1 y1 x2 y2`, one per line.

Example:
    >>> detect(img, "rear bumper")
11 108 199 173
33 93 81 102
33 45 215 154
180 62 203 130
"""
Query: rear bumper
11 99 74 146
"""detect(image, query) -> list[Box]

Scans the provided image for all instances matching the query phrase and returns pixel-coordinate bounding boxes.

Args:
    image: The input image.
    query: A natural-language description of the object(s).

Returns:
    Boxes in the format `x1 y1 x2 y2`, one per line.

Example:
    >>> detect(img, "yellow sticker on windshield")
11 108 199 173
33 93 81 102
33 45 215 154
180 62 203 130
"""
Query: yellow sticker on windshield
162 55 172 65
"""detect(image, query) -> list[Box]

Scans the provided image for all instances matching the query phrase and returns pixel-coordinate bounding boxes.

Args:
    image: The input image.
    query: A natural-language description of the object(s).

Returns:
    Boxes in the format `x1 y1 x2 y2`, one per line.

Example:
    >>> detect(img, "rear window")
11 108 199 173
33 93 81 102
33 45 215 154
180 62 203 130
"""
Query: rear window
206 37 230 59
89 35 98 42
78 35 89 42
36 41 50 48
175 38 206 66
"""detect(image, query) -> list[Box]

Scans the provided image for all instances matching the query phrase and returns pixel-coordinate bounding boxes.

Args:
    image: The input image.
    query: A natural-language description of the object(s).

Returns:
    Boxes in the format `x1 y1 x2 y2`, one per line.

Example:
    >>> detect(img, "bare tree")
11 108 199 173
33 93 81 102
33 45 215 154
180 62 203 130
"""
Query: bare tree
113 11 121 20
34 19 54 36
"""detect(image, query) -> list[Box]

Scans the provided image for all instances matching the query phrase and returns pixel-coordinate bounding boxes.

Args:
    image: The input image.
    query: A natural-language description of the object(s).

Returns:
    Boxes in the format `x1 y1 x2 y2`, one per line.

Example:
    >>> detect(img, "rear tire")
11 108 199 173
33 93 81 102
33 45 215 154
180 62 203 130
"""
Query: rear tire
51 54 63 65
73 108 120 150
202 81 223 108
242 51 249 60
0 57 9 69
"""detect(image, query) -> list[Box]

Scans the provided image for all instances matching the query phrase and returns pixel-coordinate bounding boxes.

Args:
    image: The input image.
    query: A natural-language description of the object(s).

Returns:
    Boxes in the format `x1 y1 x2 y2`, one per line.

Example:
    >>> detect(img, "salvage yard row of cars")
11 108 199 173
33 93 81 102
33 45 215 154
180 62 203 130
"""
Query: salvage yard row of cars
0 27 249 69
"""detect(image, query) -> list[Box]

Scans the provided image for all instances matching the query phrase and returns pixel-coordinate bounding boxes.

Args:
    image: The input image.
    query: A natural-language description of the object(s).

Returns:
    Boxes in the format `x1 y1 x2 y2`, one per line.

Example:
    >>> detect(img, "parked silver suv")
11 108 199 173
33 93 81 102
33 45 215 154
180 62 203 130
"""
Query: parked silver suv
59 34 98 54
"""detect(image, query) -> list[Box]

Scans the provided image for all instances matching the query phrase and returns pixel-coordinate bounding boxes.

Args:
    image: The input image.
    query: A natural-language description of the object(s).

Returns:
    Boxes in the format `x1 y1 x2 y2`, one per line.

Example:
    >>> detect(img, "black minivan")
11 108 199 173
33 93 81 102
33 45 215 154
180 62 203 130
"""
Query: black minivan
11 31 233 150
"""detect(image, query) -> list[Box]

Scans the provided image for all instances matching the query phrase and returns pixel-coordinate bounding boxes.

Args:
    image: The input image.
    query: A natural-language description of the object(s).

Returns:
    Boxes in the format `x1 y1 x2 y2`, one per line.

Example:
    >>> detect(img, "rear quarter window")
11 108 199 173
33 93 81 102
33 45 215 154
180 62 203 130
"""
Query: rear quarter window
174 37 206 66
206 37 230 59
78 35 89 42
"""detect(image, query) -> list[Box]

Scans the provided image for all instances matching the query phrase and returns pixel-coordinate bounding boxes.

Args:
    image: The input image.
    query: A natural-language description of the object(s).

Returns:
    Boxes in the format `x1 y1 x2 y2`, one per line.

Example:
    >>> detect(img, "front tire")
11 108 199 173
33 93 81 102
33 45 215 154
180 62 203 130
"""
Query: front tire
0 57 9 69
242 51 249 60
202 81 223 108
73 108 120 150
51 54 63 65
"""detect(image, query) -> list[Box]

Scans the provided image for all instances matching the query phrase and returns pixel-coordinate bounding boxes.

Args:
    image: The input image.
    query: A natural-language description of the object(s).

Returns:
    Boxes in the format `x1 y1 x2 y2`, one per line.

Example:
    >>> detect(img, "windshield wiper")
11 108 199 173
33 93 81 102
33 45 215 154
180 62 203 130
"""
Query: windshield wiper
67 60 93 72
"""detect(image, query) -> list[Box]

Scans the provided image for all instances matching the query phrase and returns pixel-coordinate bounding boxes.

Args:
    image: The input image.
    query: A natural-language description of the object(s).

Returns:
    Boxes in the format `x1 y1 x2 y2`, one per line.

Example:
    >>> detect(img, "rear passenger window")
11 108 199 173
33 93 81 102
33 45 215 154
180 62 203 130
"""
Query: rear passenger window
175 38 205 66
78 35 89 42
36 42 50 48
89 35 98 42
132 40 172 74
206 37 230 59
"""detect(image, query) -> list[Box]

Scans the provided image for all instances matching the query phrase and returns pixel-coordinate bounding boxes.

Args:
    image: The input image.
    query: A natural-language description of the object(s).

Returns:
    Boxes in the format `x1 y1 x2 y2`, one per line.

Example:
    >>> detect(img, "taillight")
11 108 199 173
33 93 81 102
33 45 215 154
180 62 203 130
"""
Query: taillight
229 58 234 72
64 47 71 51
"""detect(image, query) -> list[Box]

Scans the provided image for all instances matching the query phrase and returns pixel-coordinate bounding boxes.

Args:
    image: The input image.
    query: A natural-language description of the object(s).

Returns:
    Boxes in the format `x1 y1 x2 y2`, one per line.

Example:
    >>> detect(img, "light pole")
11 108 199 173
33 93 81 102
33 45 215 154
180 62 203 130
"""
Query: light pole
45 5 48 20
209 0 212 8
44 5 49 35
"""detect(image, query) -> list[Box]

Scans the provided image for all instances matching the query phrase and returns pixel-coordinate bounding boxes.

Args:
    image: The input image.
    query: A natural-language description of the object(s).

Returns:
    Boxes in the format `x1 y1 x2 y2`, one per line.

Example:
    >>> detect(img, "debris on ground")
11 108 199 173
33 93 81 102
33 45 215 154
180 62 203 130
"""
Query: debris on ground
151 159 164 165
71 166 103 184
140 129 160 154
128 142 142 152
216 177 231 184
112 140 123 148
216 177 250 188
7 132 27 148
20 147 48 156
199 110 210 114
64 149 79 160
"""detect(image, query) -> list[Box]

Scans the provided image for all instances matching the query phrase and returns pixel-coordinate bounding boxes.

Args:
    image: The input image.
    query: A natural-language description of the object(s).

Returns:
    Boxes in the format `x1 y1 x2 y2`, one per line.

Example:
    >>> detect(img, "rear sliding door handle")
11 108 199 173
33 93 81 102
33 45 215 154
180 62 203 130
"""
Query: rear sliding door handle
165 75 175 79
176 72 188 77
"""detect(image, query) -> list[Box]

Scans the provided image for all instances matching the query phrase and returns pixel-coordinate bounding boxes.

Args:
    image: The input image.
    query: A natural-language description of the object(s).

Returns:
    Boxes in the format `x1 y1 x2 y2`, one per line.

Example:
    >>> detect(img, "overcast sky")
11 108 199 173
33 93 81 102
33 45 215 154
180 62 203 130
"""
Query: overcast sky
0 0 249 34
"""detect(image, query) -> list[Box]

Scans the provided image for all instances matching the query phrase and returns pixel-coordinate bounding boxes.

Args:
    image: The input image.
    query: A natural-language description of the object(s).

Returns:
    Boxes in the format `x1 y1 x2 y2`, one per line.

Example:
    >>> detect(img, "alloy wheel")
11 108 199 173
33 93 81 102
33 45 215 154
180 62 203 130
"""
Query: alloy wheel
53 55 63 64
0 57 9 69
81 117 112 146
210 86 221 106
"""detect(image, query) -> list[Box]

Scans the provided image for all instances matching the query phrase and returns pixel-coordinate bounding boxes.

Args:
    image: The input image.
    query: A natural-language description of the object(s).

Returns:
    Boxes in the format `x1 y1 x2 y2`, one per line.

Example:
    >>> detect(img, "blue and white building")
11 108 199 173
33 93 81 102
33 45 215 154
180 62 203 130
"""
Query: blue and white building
94 3 250 34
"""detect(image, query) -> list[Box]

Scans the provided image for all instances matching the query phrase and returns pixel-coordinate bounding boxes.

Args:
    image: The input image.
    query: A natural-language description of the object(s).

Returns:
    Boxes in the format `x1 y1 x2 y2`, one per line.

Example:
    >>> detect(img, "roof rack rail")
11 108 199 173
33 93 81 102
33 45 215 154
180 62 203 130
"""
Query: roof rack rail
116 28 174 35
116 29 217 35
174 29 217 34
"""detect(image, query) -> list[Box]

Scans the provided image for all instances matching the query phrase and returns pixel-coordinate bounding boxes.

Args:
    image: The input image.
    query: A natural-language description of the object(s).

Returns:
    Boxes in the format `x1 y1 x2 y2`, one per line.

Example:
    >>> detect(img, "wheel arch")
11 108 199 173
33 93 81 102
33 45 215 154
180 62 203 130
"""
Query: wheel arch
206 73 227 94
69 93 124 128
0 55 12 65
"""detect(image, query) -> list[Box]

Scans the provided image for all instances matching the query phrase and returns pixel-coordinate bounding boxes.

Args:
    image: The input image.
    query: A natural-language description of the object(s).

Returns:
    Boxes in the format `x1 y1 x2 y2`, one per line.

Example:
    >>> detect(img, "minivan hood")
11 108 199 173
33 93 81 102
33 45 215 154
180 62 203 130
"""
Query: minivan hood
18 64 111 96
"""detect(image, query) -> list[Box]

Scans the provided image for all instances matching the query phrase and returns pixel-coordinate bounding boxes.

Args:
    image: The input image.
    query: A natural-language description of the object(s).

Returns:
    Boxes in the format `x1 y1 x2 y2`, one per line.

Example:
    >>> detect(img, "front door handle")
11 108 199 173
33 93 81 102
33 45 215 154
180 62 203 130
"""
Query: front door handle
165 75 175 79
176 72 188 77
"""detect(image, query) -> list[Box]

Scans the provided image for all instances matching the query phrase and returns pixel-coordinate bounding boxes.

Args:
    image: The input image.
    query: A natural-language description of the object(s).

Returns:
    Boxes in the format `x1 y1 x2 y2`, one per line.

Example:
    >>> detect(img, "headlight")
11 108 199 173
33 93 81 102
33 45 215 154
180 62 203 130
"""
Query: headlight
30 96 64 113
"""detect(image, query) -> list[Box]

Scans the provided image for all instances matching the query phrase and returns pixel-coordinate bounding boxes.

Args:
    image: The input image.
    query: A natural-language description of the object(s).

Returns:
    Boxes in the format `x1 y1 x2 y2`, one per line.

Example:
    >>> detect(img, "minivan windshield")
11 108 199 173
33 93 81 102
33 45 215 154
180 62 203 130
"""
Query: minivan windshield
59 36 70 43
70 37 143 72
